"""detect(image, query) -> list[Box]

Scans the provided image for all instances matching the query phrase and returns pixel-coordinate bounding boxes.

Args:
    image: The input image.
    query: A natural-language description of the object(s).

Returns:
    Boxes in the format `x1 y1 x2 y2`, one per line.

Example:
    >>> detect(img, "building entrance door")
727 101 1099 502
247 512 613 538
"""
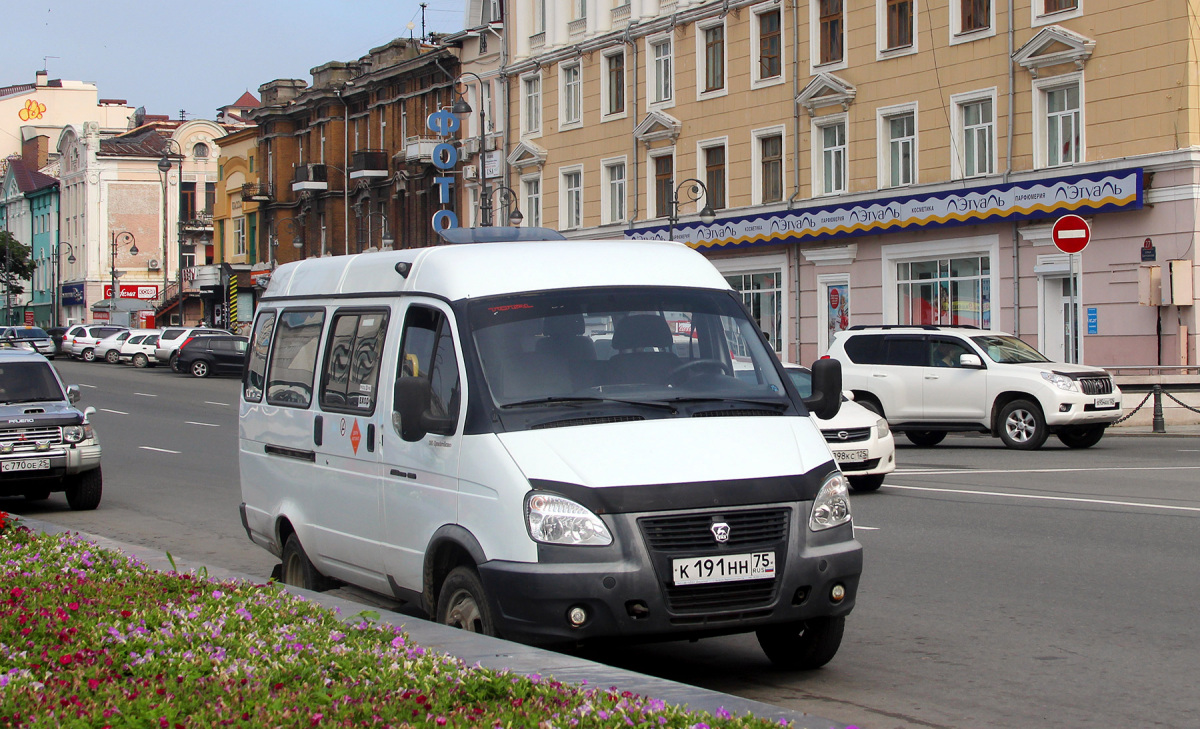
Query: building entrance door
1041 275 1079 363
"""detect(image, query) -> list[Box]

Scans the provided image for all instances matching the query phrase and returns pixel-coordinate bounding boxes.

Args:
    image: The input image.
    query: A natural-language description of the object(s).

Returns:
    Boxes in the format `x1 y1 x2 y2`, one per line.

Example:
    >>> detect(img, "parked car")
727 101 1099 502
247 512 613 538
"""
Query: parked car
825 325 1124 450
46 327 69 356
95 329 154 364
783 364 895 492
176 334 248 377
64 324 127 362
1 326 57 358
117 331 162 368
154 327 229 371
0 349 103 509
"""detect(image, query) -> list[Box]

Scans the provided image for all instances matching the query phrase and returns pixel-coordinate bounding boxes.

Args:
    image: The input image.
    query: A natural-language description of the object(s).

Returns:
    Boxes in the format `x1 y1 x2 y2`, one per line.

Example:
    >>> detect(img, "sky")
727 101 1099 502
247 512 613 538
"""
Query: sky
3 0 465 120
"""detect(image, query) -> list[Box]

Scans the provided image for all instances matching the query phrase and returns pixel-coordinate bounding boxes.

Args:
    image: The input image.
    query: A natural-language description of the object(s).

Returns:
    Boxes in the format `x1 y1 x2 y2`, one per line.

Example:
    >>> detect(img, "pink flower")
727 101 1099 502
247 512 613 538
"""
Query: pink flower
59 654 73 666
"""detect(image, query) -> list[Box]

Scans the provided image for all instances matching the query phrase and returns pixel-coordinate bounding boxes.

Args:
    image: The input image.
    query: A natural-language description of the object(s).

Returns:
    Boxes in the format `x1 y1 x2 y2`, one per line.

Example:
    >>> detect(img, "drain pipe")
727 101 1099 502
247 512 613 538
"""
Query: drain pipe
1005 0 1020 336
625 21 640 230
788 0 802 210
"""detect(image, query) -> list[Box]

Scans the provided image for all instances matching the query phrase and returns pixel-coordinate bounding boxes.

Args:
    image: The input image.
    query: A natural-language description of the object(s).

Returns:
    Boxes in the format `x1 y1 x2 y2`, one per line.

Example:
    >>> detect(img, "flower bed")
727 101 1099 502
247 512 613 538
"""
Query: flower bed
0 512 792 728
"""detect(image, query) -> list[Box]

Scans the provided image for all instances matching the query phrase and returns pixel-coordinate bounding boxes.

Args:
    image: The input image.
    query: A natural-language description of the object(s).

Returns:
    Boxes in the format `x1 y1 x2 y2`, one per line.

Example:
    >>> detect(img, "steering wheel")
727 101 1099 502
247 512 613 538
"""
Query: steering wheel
669 358 733 384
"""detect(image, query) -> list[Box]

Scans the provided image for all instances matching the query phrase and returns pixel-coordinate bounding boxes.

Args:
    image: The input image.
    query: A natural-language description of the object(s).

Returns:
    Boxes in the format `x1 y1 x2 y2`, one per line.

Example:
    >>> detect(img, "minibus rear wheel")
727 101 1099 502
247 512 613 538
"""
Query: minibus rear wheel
281 534 335 591
437 566 498 636
755 615 845 670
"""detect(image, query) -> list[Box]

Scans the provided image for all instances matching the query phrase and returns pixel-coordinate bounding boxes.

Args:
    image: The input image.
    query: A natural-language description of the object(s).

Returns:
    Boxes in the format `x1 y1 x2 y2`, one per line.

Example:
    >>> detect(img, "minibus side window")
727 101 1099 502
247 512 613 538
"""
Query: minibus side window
394 306 460 436
243 310 276 402
266 309 326 408
319 310 389 414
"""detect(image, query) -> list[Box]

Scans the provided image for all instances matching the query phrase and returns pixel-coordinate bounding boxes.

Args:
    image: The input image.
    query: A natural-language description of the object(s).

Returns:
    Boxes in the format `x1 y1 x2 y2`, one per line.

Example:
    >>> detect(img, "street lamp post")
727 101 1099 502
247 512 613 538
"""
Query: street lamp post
450 72 502 227
667 178 718 242
157 140 183 314
482 185 524 227
269 215 306 265
54 242 76 326
352 202 394 252
109 231 138 307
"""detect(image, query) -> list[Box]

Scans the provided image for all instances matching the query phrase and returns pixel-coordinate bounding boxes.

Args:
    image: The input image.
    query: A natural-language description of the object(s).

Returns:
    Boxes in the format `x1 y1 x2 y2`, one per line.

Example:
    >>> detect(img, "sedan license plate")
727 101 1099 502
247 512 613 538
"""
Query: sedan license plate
2 458 50 473
1094 397 1117 409
833 449 869 463
672 551 775 586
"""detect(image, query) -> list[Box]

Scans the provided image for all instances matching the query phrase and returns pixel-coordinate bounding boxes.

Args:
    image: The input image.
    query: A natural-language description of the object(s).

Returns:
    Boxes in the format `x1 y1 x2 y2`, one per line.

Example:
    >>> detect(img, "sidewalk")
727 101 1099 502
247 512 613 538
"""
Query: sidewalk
1108 423 1200 436
16 514 850 729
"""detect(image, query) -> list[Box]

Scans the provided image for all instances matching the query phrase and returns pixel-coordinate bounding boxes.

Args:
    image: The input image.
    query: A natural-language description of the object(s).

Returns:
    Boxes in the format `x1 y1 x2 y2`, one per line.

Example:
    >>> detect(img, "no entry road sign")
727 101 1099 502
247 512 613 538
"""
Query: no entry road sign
1052 215 1091 254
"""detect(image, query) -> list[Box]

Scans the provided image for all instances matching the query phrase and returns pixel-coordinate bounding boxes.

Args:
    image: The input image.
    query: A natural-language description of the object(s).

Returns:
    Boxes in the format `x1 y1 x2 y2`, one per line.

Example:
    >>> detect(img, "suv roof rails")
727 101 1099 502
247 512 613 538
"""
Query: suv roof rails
847 324 980 331
436 226 567 244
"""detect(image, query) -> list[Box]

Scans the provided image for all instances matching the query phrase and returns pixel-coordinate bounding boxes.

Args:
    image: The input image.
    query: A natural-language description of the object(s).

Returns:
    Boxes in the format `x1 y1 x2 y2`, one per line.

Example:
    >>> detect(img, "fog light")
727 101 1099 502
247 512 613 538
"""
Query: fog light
1059 404 1072 412
830 584 846 603
567 606 588 626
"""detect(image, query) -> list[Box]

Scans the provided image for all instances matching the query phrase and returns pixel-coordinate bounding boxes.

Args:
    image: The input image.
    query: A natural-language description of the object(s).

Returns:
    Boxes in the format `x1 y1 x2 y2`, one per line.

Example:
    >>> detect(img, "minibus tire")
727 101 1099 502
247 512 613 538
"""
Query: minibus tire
281 534 335 592
755 615 845 670
437 566 498 636
848 474 885 492
905 430 946 447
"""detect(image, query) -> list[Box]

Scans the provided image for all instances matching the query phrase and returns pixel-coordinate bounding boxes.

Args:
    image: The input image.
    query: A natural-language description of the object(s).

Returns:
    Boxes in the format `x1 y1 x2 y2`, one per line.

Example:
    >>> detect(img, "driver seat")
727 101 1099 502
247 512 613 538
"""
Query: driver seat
607 315 679 385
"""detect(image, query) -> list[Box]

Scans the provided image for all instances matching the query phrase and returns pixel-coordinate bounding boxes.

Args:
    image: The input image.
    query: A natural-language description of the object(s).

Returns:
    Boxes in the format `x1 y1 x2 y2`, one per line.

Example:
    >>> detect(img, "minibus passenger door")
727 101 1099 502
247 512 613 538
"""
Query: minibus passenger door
379 301 464 595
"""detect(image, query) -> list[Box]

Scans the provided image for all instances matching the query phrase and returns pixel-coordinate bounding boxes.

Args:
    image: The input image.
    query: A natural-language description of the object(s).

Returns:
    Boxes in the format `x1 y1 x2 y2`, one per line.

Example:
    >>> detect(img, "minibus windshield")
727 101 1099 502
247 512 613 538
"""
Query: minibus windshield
468 287 790 412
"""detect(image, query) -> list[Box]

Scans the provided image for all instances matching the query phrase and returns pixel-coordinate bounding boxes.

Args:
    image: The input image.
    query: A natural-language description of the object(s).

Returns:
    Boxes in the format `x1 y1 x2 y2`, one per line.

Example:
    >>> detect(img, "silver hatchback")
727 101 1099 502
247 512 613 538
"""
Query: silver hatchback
1 326 56 359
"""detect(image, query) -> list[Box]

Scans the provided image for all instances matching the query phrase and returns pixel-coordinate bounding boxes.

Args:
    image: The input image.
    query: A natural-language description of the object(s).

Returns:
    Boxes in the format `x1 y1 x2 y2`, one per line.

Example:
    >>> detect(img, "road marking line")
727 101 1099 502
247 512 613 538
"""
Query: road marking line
897 465 1200 476
887 484 1200 513
134 392 157 397
78 383 97 388
854 526 880 531
100 408 128 415
139 446 181 455
204 401 230 407
185 421 219 428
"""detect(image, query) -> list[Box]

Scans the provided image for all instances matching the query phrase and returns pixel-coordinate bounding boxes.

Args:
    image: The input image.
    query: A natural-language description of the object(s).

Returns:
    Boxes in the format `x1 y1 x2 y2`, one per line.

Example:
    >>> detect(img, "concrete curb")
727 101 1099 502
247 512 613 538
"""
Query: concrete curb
15 515 849 729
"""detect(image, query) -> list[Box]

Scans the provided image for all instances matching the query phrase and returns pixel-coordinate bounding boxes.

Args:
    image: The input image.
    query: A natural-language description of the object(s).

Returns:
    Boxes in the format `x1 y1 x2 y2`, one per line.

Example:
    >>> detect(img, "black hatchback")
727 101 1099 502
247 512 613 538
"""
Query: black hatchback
176 335 249 378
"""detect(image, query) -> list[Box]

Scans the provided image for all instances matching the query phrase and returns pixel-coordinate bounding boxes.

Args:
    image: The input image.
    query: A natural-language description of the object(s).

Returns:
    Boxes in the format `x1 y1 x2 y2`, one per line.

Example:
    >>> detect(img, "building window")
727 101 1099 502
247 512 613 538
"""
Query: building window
562 63 582 125
760 135 783 203
654 155 673 218
883 111 916 187
652 38 673 104
1044 0 1078 12
1044 82 1081 167
896 256 992 328
606 52 625 115
960 98 994 177
562 169 582 229
536 0 546 32
523 176 542 228
234 217 247 256
886 0 913 48
725 271 784 355
703 25 725 92
604 160 626 224
815 119 847 195
758 10 782 80
961 0 989 31
574 0 586 19
704 145 726 210
522 75 541 135
193 143 209 158
819 0 844 65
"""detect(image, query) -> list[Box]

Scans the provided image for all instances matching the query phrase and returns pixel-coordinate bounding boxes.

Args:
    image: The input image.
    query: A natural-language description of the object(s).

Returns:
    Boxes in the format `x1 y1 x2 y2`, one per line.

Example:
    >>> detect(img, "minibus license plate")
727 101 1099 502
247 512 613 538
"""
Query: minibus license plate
833 449 868 463
1094 398 1116 409
672 551 775 586
2 459 50 473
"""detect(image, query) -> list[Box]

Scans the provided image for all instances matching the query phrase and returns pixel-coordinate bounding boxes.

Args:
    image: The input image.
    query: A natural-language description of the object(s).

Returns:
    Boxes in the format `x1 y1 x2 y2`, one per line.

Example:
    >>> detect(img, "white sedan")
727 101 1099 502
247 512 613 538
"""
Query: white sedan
117 331 162 368
784 364 896 492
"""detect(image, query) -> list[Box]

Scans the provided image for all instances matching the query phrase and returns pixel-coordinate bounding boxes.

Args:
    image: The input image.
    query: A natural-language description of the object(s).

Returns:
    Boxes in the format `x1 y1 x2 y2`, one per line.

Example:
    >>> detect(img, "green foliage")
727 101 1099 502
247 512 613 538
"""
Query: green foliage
0 231 34 297
0 520 789 729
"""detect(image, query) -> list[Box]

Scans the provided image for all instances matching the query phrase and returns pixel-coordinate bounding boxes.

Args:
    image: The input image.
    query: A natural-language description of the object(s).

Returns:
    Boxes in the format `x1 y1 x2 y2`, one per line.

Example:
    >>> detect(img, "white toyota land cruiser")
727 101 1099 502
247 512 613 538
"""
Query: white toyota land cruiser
826 326 1123 450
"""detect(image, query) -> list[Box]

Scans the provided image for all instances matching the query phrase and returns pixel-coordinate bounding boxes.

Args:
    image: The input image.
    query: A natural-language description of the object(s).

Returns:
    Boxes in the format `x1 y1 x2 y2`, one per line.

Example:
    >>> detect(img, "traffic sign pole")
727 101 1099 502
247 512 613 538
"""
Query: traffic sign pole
1052 215 1091 363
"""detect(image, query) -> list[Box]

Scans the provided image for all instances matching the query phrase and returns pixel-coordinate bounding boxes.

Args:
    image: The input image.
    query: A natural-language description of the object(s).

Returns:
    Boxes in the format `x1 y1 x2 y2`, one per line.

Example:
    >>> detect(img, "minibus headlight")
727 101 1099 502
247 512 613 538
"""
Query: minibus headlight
63 425 86 443
1041 371 1078 392
525 492 613 546
809 472 852 531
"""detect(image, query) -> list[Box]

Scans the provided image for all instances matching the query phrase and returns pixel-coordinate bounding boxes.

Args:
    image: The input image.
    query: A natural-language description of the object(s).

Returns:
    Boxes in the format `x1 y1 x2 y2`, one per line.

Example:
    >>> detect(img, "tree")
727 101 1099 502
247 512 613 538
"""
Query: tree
1 230 34 323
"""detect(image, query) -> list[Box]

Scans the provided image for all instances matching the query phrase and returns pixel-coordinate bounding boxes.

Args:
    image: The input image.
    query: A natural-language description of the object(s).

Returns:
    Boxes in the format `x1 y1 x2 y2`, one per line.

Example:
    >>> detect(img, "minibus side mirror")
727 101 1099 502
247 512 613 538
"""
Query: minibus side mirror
393 377 431 442
803 358 842 421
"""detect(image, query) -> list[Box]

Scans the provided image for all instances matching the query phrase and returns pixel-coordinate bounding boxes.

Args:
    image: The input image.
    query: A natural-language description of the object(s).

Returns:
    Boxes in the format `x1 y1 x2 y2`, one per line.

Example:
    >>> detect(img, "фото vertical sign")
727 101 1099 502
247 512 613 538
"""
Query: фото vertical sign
427 109 460 232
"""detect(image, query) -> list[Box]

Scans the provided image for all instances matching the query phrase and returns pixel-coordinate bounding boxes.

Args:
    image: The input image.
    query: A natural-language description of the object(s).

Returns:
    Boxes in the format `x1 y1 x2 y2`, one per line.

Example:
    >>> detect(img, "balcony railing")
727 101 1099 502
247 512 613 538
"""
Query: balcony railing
181 211 214 232
612 3 631 23
241 182 272 202
568 18 587 37
292 163 329 192
404 137 440 164
530 31 545 49
350 149 389 179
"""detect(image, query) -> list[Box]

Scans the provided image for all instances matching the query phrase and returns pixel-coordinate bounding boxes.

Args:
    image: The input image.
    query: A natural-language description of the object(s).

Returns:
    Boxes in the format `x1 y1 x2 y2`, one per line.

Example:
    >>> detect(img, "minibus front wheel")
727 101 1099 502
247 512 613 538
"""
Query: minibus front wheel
755 615 845 670
281 534 335 592
437 566 498 636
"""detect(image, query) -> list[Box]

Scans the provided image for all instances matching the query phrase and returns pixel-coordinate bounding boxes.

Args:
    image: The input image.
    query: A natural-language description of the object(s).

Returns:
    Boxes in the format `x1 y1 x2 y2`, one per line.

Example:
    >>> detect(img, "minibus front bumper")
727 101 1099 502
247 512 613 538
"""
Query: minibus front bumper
478 504 862 645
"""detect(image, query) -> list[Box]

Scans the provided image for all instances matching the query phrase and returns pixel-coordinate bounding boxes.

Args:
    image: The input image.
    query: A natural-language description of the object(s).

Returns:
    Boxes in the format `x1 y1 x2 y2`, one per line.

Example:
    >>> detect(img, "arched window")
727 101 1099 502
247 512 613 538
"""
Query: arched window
193 142 210 158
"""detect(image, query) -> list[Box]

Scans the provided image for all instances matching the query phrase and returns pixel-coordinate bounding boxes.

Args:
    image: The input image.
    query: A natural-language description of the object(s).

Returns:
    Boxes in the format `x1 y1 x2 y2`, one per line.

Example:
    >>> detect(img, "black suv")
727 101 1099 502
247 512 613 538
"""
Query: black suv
177 335 249 378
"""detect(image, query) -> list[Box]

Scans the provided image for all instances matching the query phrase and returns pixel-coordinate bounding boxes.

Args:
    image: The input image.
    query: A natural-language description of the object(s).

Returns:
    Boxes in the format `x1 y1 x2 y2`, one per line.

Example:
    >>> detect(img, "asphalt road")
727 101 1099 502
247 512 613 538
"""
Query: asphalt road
8 358 1200 729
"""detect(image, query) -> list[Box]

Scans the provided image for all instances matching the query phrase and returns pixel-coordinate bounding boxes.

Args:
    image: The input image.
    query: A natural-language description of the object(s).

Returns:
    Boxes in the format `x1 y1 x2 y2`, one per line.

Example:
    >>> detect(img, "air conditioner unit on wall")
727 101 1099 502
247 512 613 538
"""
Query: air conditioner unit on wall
148 259 161 270
463 165 478 180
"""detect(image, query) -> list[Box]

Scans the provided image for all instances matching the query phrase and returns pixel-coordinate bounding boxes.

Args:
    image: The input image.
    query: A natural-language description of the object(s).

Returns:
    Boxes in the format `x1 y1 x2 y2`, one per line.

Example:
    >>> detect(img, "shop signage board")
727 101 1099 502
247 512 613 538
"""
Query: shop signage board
103 284 160 300
628 168 1142 250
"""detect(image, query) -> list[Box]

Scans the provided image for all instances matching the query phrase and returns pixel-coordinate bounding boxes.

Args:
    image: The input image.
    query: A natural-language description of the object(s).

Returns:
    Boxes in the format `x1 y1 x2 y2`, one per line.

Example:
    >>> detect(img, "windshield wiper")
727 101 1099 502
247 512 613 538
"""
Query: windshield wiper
1 397 58 404
664 396 791 410
500 396 678 413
